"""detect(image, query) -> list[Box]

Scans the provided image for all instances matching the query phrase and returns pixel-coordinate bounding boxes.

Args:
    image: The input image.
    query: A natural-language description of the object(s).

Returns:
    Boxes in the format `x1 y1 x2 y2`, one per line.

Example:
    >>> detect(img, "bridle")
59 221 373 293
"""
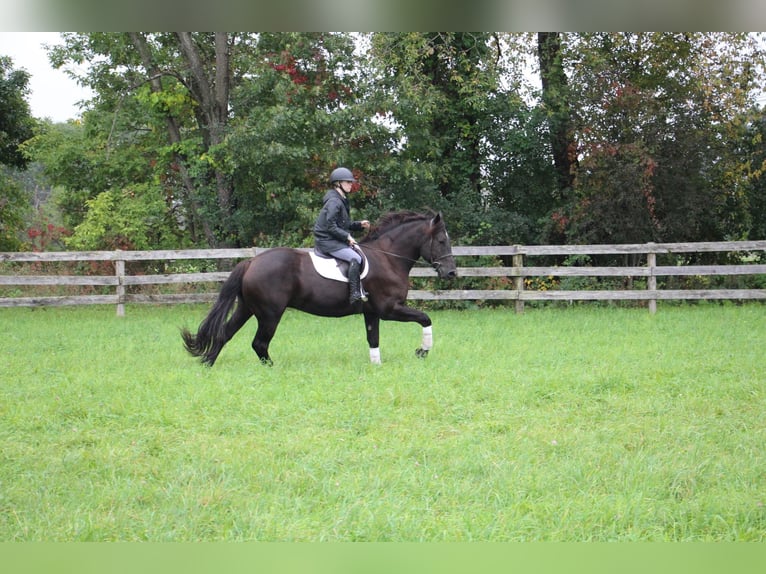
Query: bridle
358 232 452 272
424 234 454 274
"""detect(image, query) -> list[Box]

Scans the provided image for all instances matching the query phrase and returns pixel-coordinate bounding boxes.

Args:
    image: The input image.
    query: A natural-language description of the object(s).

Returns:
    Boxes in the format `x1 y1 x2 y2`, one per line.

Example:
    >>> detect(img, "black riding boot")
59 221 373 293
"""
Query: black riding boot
348 260 366 304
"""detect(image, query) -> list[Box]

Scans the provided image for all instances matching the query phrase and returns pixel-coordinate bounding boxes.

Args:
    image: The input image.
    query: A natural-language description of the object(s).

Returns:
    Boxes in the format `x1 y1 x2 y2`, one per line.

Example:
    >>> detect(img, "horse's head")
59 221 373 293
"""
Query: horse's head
423 212 458 280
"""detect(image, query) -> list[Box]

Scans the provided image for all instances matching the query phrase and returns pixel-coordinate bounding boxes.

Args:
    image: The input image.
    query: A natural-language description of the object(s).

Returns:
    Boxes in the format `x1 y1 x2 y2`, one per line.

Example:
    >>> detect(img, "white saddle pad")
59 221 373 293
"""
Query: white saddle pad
309 250 370 283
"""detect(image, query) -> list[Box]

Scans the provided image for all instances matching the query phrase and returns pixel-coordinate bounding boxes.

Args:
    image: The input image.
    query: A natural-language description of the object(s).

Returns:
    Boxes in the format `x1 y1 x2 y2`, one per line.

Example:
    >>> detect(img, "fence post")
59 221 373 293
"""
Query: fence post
115 255 125 317
512 246 524 314
646 244 657 314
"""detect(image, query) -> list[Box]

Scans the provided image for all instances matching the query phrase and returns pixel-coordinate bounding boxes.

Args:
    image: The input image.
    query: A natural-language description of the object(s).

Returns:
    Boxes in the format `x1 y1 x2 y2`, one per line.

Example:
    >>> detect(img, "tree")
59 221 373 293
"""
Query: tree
371 33 497 197
476 33 562 246
741 109 766 241
363 33 568 246
0 56 35 169
128 32 234 245
0 55 36 249
0 167 28 250
224 33 390 246
481 95 560 245
44 33 391 250
24 114 183 251
47 33 246 247
537 32 577 194
559 33 766 244
29 32 766 252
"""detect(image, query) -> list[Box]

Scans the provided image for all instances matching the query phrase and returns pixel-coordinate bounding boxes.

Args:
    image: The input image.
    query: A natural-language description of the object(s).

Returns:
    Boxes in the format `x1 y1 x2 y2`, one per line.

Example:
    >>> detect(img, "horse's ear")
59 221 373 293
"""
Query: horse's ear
430 212 442 228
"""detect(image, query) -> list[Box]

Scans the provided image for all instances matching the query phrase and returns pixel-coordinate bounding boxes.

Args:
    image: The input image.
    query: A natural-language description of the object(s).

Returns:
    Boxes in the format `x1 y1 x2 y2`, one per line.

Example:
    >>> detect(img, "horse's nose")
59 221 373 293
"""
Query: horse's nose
446 269 457 279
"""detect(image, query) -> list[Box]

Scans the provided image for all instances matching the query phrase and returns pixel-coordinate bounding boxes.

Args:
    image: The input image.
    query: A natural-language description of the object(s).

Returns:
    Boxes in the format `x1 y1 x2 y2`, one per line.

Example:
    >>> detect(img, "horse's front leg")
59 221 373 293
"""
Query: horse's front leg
363 310 382 364
416 323 433 358
380 302 433 359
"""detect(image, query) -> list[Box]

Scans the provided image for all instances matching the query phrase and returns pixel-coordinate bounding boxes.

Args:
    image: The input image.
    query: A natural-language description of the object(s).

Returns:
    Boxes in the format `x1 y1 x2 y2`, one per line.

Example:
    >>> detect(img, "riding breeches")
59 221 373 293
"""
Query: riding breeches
329 246 362 265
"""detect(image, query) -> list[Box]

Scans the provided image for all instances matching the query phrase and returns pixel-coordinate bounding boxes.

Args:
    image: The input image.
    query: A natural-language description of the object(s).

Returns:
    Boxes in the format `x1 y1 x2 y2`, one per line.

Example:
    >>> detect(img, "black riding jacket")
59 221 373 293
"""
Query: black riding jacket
313 189 365 255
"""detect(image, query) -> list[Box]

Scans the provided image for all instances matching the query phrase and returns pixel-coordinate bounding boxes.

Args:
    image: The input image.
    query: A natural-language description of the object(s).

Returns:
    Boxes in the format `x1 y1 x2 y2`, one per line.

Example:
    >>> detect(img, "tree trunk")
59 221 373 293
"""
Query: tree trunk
537 32 578 193
129 32 216 246
176 32 234 243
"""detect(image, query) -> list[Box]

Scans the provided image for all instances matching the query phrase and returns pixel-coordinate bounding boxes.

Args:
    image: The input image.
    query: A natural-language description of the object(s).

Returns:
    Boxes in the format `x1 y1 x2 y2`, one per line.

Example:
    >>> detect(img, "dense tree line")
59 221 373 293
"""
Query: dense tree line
2 33 766 253
0 55 35 250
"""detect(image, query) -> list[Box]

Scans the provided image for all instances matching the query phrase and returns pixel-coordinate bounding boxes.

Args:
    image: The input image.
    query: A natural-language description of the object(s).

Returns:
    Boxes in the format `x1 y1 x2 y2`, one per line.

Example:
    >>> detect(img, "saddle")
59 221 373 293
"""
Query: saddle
309 249 370 283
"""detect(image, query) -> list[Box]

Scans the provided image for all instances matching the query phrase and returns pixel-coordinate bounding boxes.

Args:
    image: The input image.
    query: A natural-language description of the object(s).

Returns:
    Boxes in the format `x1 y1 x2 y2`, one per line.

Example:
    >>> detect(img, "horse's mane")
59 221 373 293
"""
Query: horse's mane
361 210 437 243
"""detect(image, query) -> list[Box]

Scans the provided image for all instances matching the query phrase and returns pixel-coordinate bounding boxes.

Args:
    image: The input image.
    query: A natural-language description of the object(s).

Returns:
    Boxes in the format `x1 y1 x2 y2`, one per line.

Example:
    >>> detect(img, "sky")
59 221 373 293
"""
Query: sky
0 32 92 122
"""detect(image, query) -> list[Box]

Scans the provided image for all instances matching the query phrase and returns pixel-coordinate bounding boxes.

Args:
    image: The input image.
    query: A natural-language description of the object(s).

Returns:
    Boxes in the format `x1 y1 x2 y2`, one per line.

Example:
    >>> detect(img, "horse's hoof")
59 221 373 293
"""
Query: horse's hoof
260 357 274 367
415 348 429 359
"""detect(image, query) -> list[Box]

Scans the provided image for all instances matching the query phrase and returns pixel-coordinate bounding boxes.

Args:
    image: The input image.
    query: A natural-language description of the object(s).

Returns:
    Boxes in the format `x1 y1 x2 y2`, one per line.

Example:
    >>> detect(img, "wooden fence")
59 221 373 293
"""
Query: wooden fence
2 241 766 315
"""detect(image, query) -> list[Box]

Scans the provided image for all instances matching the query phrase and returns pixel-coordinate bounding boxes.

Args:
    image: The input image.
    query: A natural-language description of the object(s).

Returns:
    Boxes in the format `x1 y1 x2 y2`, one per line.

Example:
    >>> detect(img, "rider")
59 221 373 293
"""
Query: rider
313 167 370 304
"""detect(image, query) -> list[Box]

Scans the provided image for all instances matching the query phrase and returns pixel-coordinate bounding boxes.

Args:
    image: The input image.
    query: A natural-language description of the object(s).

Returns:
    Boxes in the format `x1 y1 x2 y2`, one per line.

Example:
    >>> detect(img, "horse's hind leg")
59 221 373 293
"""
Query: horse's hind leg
226 301 252 338
251 312 283 366
205 301 252 365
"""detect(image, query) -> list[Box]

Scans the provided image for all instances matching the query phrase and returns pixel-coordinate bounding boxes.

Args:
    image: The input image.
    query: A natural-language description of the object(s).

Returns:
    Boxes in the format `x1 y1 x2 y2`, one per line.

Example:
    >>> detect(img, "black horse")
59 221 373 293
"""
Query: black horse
182 210 457 365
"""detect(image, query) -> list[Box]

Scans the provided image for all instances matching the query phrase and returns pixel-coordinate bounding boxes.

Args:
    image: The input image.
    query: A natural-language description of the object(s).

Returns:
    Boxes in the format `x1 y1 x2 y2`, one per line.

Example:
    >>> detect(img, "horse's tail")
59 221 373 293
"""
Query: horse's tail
181 259 250 366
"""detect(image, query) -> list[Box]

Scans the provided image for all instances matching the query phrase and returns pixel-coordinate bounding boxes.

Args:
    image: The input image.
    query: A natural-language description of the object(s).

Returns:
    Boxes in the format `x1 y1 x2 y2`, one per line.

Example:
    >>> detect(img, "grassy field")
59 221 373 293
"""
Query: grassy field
0 302 764 541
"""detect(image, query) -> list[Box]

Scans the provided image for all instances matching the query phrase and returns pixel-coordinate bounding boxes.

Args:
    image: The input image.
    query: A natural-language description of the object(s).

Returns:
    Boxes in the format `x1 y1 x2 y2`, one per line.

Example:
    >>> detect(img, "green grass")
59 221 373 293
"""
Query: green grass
1 303 764 540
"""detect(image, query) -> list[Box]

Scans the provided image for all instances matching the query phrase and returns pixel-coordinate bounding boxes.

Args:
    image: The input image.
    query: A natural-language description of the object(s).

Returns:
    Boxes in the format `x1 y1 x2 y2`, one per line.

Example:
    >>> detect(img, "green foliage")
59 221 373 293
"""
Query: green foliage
0 56 36 169
741 112 766 240
66 183 182 250
560 33 766 244
22 32 766 251
365 33 549 245
24 117 162 232
0 168 28 250
46 33 232 247
569 141 660 244
369 33 497 201
0 56 37 249
475 101 558 245
23 122 93 228
226 33 393 246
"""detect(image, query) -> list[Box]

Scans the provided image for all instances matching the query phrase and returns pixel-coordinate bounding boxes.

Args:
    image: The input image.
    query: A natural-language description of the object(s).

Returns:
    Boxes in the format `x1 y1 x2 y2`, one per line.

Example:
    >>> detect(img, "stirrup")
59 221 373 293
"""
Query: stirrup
350 291 367 304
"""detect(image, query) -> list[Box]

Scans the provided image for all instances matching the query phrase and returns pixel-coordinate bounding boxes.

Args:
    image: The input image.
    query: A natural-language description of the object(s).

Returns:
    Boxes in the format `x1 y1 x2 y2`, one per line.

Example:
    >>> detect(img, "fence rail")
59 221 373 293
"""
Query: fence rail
2 241 766 315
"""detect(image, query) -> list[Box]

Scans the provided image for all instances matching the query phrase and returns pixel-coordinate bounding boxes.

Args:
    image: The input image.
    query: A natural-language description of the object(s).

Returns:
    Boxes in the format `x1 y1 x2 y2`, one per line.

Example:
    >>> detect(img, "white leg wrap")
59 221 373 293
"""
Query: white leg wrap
369 347 381 364
422 326 433 350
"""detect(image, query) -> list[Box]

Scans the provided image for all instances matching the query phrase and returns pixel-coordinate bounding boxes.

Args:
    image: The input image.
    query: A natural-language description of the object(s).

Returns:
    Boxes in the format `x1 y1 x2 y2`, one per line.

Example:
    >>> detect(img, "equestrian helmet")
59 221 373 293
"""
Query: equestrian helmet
330 167 356 184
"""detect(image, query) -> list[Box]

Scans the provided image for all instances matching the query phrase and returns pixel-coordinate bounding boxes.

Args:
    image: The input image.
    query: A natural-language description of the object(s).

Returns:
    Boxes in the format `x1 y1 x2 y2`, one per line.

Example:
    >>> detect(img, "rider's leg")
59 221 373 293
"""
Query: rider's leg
330 247 366 304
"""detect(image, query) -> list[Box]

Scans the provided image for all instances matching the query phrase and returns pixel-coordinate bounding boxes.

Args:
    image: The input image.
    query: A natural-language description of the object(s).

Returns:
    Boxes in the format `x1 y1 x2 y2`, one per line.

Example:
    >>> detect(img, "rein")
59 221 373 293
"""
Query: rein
358 244 417 263
358 235 451 268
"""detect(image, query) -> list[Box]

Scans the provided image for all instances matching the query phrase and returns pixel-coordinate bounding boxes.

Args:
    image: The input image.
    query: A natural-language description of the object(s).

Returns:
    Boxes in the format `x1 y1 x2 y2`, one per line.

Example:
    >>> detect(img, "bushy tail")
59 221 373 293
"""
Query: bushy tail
181 260 249 366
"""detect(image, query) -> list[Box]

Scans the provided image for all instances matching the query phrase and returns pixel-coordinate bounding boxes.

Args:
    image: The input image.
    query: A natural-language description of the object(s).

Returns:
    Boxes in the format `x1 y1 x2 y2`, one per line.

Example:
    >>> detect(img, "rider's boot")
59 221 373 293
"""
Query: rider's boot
348 260 366 304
